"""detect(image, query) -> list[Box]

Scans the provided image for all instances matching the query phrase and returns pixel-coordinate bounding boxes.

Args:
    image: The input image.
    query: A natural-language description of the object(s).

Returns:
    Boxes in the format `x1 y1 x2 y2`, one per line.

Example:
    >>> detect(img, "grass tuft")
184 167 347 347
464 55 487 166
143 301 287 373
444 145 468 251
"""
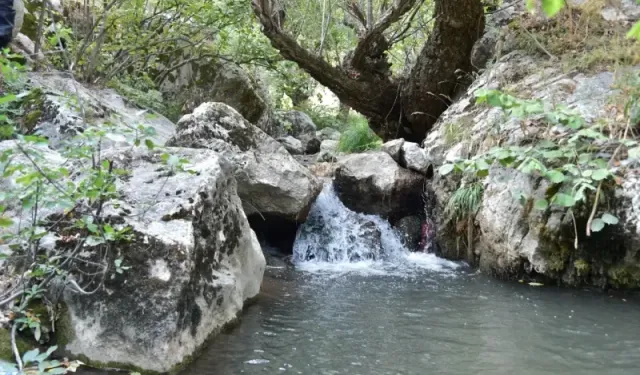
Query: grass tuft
337 117 382 153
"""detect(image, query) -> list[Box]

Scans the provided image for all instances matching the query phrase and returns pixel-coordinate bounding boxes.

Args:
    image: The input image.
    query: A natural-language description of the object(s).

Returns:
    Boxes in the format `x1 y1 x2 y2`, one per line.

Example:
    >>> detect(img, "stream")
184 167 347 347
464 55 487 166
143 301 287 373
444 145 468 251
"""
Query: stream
87 185 640 374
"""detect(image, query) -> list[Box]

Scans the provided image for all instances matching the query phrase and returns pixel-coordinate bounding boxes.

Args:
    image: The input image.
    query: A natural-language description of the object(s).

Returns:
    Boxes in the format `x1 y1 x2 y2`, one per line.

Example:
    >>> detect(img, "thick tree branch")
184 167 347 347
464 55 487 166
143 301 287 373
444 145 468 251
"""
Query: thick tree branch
252 0 399 124
350 0 419 72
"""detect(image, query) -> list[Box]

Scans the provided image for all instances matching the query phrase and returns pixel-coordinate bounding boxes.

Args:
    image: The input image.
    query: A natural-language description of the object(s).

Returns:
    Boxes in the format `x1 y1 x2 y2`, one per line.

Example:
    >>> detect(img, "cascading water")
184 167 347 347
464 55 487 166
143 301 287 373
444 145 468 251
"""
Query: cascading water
292 183 461 274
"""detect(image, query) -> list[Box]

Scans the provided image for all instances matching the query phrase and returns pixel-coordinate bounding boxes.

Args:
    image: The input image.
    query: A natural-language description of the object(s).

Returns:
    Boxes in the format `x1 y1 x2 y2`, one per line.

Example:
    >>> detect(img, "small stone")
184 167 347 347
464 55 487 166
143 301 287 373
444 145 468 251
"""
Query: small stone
381 138 404 163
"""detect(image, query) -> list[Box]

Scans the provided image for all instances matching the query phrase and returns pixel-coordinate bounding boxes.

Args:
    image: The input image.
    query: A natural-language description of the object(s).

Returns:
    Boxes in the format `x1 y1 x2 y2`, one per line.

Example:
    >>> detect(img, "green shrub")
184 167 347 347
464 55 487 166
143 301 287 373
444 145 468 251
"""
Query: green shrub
337 118 382 153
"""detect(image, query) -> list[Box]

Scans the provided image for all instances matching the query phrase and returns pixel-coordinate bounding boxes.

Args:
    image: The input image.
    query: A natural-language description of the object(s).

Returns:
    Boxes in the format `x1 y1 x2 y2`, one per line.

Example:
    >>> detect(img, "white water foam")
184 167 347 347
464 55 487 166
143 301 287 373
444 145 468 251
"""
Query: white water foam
292 184 462 276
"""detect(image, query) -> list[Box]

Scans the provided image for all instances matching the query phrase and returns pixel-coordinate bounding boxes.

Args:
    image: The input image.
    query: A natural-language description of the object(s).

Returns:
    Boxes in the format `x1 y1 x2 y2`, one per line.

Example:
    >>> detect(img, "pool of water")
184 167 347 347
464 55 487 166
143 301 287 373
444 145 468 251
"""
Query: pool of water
181 261 640 375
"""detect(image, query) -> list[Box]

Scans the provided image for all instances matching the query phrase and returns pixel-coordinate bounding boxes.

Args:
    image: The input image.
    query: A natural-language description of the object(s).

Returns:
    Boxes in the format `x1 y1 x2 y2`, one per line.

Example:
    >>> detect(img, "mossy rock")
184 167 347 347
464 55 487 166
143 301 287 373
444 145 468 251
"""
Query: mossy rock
607 265 640 289
0 328 37 362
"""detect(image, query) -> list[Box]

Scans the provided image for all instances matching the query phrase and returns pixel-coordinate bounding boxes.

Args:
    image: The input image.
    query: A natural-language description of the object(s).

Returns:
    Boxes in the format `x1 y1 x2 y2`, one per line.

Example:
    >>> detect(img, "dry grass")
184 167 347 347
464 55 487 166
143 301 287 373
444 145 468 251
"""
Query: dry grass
509 0 640 72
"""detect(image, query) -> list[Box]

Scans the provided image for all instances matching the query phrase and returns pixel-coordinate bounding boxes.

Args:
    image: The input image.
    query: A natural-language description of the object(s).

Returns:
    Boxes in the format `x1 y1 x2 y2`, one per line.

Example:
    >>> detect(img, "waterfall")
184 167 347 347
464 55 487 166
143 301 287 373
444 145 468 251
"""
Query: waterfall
292 184 462 274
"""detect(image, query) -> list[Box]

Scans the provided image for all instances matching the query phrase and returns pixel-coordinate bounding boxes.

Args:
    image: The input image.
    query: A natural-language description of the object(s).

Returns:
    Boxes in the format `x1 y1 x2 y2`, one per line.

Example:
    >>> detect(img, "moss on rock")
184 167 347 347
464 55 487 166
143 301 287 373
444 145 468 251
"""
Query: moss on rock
0 328 37 362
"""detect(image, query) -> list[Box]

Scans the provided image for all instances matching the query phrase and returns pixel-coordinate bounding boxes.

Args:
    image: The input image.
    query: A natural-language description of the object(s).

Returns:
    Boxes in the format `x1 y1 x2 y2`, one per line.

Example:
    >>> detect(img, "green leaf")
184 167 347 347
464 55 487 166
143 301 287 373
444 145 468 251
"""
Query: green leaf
475 158 490 170
534 199 549 210
546 170 565 184
601 213 619 225
590 218 605 232
439 164 455 176
541 0 565 17
629 147 640 159
0 217 13 227
591 169 609 181
627 20 640 40
22 348 40 364
553 193 575 207
145 139 155 150
21 135 49 144
0 94 17 105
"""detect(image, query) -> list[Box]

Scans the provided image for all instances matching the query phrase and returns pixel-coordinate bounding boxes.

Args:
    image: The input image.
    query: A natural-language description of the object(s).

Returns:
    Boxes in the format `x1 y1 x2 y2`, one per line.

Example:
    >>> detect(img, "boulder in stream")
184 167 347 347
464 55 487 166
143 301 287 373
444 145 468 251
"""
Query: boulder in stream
334 151 425 222
167 102 322 250
54 147 265 373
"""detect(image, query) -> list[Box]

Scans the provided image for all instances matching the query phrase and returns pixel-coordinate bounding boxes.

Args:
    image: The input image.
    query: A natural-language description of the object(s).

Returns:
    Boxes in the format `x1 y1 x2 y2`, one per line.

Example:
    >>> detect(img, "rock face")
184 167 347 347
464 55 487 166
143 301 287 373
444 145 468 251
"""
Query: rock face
334 152 425 222
394 216 423 251
167 102 322 224
27 72 176 149
426 46 640 287
54 148 265 373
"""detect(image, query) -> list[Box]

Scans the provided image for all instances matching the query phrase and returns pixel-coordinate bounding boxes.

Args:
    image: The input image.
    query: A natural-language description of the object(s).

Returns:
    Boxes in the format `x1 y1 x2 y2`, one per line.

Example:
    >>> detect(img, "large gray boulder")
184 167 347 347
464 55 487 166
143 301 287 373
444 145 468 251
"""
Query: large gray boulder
0 145 265 373
159 60 275 134
167 102 322 223
334 152 425 222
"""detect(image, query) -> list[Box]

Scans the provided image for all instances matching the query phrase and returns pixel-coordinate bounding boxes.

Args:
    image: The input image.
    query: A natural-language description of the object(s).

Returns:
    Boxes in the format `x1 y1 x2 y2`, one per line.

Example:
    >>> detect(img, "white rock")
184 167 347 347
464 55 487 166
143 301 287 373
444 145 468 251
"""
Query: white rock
401 142 431 175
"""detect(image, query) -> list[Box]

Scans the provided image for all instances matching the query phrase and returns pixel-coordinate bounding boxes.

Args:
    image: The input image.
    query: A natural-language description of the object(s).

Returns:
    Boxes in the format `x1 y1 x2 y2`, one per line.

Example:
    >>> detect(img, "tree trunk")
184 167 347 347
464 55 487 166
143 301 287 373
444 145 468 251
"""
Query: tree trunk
402 0 485 141
253 0 484 142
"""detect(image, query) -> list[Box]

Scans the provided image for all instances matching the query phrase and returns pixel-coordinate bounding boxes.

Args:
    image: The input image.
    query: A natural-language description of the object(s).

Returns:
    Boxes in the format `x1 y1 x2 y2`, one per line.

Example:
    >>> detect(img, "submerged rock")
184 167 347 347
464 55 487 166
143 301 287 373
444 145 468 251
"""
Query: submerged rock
334 152 425 222
57 147 265 373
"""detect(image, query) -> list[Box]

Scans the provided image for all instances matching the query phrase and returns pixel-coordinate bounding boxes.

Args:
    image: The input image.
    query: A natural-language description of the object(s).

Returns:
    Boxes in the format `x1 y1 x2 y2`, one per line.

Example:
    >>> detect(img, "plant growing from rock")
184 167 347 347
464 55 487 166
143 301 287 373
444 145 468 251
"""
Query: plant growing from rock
0 51 184 374
438 71 640 249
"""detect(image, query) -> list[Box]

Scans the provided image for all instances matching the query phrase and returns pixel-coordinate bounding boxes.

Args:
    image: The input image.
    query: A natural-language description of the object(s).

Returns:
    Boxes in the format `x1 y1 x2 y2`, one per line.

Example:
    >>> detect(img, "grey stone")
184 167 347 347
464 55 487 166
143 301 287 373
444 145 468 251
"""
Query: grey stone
401 142 432 175
382 138 404 163
299 134 321 154
316 139 339 162
277 110 317 137
334 152 425 221
167 102 322 222
278 136 304 155
316 127 341 141
27 72 176 150
57 147 265 373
